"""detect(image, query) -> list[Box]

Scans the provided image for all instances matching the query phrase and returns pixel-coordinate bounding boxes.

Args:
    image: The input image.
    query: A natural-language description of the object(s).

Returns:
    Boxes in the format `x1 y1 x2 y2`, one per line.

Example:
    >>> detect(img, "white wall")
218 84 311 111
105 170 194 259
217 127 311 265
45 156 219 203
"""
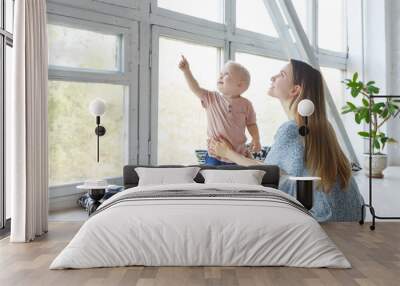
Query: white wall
359 0 399 166
345 0 365 165
364 0 390 94
390 0 400 94
387 0 400 165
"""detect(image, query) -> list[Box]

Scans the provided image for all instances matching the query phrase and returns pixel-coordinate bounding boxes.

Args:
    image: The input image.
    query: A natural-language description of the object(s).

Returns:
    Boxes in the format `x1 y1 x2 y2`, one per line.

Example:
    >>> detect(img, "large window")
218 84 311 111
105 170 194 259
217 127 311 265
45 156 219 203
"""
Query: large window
48 24 122 72
235 53 288 146
48 22 133 187
48 81 126 185
4 44 11 221
1 0 14 229
236 0 309 38
4 0 12 33
48 0 352 178
157 0 223 23
236 0 278 37
151 0 350 164
321 67 345 110
318 0 345 51
292 0 308 36
156 37 220 165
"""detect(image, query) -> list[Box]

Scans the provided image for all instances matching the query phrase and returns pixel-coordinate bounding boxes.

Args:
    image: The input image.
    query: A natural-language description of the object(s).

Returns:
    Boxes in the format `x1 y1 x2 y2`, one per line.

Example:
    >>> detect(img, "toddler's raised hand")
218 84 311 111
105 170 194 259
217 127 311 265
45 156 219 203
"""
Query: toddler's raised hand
178 55 190 71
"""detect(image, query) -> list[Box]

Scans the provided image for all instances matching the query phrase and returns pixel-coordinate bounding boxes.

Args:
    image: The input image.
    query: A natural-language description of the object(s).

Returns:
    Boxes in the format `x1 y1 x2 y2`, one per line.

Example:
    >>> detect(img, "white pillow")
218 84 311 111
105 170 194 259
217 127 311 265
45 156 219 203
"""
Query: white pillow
135 167 200 186
200 169 266 185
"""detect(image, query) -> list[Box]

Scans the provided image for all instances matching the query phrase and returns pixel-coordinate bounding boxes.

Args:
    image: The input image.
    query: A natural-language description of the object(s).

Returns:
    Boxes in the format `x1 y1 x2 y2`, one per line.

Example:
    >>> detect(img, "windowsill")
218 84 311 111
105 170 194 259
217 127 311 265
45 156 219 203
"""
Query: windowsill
0 219 11 240
49 176 123 199
49 176 123 211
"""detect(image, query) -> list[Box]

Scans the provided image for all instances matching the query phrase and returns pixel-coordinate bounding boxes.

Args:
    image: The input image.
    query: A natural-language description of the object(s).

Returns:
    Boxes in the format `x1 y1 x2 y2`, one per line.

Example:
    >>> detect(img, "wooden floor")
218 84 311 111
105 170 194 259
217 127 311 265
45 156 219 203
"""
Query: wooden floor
1 222 400 286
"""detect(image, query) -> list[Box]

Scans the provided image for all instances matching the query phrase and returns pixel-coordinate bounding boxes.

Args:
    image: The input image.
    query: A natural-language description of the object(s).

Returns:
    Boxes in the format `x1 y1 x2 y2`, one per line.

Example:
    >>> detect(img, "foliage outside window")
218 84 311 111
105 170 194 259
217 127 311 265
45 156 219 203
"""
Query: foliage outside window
48 81 126 186
48 24 121 72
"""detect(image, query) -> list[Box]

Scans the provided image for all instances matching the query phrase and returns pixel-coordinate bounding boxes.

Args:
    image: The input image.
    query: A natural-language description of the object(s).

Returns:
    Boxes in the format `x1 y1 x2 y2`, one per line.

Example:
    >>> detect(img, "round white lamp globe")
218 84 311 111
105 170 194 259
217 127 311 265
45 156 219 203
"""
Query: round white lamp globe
89 99 106 116
297 99 315 117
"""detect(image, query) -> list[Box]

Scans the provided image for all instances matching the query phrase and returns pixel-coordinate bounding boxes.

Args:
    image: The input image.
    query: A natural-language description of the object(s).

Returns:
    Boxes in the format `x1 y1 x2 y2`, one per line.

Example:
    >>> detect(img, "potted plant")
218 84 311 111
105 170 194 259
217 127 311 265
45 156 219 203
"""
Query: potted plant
341 72 400 178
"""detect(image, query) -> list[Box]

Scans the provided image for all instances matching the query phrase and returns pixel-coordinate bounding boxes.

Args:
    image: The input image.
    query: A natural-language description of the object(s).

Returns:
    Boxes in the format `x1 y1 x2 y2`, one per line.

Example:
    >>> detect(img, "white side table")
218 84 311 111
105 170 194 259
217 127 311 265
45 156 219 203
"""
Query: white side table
289 177 321 210
77 183 108 215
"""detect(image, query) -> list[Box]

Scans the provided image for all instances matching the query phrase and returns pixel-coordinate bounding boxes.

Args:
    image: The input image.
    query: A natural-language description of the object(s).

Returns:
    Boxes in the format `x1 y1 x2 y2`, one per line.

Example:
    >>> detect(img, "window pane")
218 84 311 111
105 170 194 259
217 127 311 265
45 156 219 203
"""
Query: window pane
48 24 121 71
48 81 126 186
235 53 288 146
158 0 223 23
157 37 219 165
321 67 344 111
0 1 2 29
5 45 13 110
5 0 14 33
292 0 308 36
5 45 13 219
236 0 278 37
318 0 344 51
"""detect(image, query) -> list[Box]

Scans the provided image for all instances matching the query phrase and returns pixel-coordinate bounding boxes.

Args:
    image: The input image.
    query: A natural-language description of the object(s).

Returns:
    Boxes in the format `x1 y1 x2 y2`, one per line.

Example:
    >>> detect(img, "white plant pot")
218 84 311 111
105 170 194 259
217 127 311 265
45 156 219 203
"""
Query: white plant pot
362 153 388 178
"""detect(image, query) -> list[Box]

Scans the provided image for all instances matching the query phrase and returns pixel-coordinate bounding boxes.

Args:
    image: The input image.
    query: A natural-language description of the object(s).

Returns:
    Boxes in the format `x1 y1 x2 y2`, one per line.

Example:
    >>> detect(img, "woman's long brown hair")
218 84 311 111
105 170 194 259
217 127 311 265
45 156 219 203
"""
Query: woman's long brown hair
290 59 351 192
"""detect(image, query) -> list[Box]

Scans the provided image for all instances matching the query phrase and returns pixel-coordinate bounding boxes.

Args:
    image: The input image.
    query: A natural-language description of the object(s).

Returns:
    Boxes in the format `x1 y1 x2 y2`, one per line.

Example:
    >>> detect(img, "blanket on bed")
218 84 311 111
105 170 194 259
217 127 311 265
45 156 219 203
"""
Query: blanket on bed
92 188 311 218
50 183 351 269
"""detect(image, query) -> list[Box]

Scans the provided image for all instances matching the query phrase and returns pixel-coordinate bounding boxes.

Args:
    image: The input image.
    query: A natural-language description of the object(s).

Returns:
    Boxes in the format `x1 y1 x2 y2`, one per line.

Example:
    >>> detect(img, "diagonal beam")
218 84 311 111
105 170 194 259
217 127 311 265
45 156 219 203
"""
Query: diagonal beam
262 0 300 59
262 0 359 165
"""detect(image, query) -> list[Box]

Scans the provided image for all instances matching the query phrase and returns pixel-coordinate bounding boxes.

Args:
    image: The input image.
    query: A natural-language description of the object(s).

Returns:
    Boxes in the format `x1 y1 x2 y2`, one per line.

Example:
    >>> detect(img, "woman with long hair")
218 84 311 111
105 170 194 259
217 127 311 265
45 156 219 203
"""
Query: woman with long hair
209 59 363 221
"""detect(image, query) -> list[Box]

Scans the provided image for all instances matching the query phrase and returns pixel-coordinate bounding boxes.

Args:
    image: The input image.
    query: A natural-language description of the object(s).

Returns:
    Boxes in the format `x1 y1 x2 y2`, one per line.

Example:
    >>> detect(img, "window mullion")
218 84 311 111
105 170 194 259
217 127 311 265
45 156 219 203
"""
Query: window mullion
224 0 234 63
309 0 317 49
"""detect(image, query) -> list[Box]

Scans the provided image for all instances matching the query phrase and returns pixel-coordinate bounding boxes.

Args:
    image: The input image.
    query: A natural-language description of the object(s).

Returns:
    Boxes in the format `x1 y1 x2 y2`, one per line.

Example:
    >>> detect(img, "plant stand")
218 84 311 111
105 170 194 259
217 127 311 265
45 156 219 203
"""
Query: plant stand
360 95 400 230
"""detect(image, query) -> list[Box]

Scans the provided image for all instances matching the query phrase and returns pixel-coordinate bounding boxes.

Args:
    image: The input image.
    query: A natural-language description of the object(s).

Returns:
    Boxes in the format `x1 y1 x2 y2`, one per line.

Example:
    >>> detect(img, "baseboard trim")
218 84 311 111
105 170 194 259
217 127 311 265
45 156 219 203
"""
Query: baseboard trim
0 218 11 239
49 176 123 211
49 192 85 212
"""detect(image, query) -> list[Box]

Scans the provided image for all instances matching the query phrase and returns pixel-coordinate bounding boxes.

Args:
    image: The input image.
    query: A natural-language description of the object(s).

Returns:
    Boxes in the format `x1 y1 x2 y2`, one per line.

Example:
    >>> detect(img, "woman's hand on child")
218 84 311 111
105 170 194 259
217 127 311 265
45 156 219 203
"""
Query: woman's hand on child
250 140 262 153
178 55 190 71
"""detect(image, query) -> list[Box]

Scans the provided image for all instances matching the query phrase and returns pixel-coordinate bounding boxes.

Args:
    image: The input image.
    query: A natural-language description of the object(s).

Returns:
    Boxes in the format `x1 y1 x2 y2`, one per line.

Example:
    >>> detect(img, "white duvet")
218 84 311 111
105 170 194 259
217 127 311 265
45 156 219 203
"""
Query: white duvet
50 183 350 269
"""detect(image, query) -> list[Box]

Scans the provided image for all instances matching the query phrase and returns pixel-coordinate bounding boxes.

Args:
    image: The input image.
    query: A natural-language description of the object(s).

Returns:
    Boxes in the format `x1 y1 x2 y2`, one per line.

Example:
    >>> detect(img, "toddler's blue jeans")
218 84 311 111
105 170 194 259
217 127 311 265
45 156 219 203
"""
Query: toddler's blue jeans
205 153 236 166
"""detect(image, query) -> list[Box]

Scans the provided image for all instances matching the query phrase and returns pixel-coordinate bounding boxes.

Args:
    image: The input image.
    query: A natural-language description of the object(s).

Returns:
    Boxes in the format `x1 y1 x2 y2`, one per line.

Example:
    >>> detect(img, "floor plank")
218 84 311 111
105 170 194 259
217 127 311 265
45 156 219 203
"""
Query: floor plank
1 222 400 286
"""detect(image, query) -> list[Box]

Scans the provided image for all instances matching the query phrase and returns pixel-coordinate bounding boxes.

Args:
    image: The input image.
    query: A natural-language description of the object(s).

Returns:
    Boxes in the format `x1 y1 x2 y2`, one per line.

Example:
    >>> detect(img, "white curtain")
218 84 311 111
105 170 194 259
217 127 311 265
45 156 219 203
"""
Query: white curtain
9 0 49 242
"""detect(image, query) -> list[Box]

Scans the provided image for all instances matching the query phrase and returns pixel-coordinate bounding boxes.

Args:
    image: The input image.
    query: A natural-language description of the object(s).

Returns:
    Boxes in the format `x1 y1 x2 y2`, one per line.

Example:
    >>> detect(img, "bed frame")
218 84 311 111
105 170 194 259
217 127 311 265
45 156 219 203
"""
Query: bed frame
123 165 280 189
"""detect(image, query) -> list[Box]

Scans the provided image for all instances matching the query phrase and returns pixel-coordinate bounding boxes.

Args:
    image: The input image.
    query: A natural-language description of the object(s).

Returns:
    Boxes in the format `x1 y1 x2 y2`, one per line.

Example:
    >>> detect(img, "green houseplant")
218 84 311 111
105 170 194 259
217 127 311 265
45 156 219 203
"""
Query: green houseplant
341 72 399 177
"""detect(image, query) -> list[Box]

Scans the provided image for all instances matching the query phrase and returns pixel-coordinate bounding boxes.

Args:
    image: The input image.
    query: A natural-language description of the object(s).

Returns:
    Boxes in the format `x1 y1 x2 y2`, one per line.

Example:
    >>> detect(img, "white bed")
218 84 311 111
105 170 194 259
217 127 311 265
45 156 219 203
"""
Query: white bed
50 183 350 269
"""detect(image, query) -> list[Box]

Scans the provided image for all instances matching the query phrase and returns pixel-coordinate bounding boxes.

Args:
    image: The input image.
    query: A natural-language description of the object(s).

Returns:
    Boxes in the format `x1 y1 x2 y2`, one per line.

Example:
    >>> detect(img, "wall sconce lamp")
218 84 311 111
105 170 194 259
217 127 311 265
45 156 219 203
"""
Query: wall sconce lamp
89 99 106 162
297 99 315 148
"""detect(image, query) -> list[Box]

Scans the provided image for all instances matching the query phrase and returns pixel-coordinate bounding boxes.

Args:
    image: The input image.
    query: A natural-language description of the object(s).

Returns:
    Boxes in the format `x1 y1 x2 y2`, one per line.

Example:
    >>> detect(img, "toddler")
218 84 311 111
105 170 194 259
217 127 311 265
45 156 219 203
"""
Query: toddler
179 55 261 165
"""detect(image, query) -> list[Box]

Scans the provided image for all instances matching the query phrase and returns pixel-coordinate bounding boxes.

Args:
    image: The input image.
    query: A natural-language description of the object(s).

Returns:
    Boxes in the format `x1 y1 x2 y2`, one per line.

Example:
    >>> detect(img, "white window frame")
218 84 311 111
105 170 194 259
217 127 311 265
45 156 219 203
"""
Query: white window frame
148 0 348 77
147 0 350 164
45 0 360 203
47 11 139 202
231 42 286 62
1 0 14 228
